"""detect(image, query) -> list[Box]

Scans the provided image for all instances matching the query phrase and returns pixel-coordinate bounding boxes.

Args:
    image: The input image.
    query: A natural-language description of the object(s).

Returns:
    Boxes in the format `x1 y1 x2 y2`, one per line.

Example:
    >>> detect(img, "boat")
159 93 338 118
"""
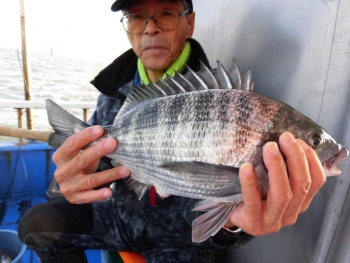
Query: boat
0 140 62 263
0 138 144 263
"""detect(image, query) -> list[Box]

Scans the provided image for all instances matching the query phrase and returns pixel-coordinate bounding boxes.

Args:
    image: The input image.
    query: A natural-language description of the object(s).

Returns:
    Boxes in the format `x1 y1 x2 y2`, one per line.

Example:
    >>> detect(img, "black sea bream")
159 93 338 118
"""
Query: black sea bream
46 59 348 242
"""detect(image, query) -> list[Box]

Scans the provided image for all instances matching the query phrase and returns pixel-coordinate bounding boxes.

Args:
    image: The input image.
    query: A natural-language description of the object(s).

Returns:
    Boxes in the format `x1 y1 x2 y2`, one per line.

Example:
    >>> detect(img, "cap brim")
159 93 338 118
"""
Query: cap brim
111 0 127 12
112 0 193 12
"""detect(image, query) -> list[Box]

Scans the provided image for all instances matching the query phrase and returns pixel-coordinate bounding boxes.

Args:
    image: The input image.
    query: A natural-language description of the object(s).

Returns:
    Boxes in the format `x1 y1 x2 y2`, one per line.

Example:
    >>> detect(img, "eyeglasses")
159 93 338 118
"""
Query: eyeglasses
120 9 190 34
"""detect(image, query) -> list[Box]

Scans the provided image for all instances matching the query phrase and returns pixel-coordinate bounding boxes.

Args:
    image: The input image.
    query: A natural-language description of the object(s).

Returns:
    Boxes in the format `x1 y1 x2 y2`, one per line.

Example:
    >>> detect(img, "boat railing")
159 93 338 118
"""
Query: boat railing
0 100 96 129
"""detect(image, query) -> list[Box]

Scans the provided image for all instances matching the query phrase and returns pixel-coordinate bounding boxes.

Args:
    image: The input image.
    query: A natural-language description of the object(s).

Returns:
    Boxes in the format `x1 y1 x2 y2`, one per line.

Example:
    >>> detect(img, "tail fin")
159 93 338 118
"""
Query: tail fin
192 200 238 243
46 99 90 148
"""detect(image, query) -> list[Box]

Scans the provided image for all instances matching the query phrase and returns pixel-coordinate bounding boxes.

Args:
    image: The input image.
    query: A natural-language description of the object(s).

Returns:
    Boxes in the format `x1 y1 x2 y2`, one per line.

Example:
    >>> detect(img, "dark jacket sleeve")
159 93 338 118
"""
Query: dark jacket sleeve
87 93 124 126
211 229 254 249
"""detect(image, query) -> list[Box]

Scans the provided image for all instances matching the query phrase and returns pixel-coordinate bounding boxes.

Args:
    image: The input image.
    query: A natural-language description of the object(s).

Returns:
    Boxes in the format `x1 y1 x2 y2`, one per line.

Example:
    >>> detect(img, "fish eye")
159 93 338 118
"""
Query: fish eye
307 132 324 148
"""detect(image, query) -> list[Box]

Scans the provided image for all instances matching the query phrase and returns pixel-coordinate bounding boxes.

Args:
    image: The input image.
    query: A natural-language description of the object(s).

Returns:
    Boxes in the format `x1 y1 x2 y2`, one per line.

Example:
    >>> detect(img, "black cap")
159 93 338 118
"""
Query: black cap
111 0 193 13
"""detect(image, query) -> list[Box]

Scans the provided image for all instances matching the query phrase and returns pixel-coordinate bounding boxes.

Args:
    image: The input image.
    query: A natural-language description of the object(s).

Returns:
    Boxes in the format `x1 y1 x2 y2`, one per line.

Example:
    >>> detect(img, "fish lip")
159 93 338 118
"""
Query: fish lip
323 147 349 176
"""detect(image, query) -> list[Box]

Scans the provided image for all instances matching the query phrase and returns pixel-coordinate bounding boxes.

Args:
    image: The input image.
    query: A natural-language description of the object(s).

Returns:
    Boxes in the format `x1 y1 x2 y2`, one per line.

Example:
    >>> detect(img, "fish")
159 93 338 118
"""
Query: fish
46 59 349 243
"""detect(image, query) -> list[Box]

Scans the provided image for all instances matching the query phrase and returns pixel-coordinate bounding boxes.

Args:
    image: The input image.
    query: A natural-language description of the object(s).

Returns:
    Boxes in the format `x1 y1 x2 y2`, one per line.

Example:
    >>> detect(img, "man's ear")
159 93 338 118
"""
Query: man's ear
186 12 196 39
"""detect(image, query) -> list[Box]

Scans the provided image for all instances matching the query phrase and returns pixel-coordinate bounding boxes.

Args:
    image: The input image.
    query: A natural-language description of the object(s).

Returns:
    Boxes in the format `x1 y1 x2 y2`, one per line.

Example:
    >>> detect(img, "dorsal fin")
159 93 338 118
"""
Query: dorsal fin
116 58 254 118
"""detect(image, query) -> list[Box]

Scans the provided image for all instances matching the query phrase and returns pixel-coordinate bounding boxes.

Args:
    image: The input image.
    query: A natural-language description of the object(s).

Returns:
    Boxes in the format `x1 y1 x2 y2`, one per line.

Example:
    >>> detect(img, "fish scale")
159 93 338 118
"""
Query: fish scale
106 89 278 205
46 58 348 243
113 91 247 164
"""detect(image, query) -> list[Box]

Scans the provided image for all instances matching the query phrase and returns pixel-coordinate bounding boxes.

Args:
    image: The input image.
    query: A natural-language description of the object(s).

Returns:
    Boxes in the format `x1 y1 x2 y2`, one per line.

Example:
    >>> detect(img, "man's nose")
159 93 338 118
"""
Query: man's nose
144 17 161 35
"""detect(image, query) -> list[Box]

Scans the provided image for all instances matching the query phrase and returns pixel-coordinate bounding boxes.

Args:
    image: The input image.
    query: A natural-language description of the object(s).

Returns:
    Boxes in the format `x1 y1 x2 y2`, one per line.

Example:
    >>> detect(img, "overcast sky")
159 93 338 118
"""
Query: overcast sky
0 0 131 61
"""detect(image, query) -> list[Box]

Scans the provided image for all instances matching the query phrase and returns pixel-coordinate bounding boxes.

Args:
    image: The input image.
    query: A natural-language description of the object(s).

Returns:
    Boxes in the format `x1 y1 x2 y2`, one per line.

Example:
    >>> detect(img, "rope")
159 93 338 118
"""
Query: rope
38 48 54 97
66 62 105 114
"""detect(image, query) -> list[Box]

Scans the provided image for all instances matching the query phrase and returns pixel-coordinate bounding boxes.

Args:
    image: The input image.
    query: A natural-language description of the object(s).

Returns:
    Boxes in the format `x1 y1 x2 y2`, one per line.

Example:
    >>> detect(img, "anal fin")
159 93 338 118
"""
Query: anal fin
192 200 240 243
110 160 150 200
123 177 150 200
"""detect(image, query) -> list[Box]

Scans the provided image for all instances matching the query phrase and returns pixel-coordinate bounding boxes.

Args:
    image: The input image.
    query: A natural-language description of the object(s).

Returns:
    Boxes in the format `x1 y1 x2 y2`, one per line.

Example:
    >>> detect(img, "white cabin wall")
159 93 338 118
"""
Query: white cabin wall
191 0 350 262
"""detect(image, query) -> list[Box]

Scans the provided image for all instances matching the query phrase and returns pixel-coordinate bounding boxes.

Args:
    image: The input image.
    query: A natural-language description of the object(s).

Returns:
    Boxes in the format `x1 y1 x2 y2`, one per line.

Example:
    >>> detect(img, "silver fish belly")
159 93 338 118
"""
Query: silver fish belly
46 59 348 243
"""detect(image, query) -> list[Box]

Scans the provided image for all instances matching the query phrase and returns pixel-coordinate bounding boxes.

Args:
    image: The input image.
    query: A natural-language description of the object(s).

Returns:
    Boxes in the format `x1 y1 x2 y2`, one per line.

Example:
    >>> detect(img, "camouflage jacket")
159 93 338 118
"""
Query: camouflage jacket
88 38 254 253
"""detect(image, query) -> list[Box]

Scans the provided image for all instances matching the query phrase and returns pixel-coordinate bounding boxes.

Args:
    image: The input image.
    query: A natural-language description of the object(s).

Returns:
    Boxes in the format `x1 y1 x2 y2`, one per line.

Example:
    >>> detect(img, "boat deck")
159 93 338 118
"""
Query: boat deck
0 193 103 263
0 141 104 262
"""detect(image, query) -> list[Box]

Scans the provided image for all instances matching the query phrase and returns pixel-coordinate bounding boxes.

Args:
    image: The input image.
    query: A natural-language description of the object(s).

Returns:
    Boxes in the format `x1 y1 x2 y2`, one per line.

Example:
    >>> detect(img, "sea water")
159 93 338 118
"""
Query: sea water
0 47 104 140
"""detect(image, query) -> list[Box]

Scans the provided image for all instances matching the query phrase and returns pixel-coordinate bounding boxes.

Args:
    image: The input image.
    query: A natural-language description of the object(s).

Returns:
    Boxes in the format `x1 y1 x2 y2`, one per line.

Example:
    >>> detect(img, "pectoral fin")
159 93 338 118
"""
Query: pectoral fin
160 161 242 197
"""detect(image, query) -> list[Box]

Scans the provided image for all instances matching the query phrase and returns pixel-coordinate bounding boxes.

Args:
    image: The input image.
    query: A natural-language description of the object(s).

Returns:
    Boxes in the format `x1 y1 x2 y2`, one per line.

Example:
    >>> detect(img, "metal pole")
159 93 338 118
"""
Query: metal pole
17 108 25 144
20 0 34 130
83 109 88 122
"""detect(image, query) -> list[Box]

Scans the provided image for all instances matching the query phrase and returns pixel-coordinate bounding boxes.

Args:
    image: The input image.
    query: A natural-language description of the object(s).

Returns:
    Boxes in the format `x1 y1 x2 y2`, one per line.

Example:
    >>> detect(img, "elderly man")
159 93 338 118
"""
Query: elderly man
18 0 325 262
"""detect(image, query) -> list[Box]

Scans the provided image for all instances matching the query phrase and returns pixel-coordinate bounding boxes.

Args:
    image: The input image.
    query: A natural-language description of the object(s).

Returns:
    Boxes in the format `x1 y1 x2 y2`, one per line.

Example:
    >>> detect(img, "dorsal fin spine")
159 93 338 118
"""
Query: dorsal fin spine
228 58 242 90
150 82 168 96
174 71 196 92
186 66 209 90
249 80 255 91
136 87 149 100
144 84 161 98
154 79 174 95
132 88 144 101
148 82 166 97
216 60 233 89
197 60 218 89
167 74 187 93
158 77 178 95
242 69 252 91
137 86 152 99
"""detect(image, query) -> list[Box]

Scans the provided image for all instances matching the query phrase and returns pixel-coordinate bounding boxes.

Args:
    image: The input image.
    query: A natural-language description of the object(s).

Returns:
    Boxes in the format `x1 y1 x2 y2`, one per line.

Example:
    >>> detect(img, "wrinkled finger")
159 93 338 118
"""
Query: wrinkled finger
68 188 113 204
227 163 262 231
68 138 117 174
239 163 263 225
83 166 130 190
263 141 291 230
69 167 131 204
52 126 104 164
297 139 326 212
278 132 311 226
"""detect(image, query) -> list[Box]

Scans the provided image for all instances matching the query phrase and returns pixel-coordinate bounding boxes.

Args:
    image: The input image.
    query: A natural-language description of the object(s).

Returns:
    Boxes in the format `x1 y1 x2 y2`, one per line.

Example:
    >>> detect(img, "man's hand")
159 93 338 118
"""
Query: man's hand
226 131 326 236
52 126 130 204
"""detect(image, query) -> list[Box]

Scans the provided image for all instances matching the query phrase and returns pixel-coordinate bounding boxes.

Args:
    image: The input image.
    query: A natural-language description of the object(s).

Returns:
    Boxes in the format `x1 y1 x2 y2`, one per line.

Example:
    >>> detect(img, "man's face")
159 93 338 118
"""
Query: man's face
124 0 195 71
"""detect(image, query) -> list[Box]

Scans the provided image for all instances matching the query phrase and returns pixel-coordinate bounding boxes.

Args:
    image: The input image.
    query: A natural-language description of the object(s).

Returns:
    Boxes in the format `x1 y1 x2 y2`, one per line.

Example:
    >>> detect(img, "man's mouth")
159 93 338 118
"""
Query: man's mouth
144 45 165 51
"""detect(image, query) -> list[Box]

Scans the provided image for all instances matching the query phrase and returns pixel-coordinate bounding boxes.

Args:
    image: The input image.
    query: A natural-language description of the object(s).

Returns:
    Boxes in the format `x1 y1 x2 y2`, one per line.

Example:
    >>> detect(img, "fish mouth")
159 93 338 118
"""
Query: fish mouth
323 147 349 176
